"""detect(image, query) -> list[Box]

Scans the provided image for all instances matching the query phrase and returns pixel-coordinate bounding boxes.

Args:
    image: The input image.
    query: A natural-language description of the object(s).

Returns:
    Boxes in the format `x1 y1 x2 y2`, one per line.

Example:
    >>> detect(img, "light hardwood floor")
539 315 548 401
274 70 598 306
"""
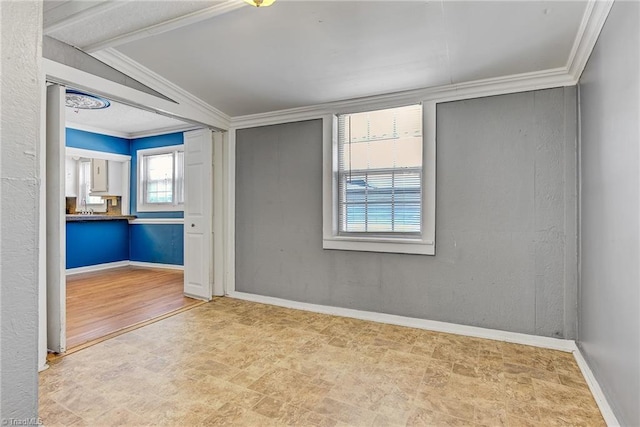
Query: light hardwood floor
40 298 605 426
65 266 200 349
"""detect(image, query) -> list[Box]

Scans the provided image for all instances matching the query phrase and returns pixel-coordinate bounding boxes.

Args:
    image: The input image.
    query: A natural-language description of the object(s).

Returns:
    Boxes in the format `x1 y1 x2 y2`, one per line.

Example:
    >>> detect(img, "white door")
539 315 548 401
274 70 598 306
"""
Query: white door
46 84 67 353
184 129 213 300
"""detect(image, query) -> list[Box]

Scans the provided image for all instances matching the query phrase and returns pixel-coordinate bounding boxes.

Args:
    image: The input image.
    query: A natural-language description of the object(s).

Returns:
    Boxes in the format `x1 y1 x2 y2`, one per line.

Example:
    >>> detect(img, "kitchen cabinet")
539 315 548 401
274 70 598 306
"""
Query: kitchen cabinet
90 159 123 196
91 159 108 192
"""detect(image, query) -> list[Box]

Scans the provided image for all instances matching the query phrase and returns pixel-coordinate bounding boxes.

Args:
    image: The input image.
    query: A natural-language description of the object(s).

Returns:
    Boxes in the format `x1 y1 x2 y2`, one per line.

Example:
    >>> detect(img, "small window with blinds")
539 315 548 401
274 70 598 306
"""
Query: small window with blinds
137 145 184 212
337 104 423 236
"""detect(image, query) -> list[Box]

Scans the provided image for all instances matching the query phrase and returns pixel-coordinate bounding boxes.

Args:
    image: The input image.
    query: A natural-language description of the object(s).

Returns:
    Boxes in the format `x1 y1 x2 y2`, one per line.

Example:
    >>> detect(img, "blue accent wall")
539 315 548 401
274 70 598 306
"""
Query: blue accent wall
130 224 183 265
130 132 184 219
66 128 130 155
65 129 186 268
66 220 130 268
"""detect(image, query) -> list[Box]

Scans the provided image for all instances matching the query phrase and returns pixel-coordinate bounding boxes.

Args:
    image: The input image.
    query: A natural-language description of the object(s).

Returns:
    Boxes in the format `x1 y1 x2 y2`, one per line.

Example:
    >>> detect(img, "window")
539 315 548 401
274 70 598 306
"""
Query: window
323 103 436 255
137 145 184 212
77 159 107 212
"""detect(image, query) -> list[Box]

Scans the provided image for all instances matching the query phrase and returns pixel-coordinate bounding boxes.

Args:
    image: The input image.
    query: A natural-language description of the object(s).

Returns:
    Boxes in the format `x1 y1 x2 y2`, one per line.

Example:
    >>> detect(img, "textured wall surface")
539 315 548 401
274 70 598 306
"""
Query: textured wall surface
236 88 578 338
130 224 184 265
66 128 130 155
578 2 640 425
0 1 42 421
66 221 130 268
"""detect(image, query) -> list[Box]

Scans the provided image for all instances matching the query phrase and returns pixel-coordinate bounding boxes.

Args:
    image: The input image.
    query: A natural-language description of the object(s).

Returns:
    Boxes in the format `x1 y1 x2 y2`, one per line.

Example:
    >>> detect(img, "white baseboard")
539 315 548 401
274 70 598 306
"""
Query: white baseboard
573 346 621 427
66 260 184 275
66 261 130 275
129 261 184 270
228 292 620 424
227 291 576 352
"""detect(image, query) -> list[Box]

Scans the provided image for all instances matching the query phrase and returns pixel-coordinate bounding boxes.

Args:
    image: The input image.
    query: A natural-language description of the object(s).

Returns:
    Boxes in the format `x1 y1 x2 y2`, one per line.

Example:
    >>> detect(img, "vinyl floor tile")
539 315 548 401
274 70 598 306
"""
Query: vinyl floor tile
40 297 605 426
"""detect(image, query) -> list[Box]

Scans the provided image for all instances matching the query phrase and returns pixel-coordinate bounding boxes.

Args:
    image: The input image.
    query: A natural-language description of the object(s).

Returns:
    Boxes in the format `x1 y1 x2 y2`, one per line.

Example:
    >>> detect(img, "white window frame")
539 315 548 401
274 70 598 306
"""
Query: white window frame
322 101 436 255
137 144 184 212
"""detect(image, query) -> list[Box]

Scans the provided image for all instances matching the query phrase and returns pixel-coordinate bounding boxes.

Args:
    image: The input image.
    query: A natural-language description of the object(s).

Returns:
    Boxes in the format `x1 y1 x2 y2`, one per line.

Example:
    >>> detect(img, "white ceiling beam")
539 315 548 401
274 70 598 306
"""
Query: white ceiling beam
82 0 246 53
44 1 129 35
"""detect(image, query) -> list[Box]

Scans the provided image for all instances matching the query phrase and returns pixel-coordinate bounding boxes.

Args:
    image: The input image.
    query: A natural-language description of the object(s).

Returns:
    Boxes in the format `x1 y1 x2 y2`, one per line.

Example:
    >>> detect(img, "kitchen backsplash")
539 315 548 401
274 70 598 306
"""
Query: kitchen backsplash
66 197 122 215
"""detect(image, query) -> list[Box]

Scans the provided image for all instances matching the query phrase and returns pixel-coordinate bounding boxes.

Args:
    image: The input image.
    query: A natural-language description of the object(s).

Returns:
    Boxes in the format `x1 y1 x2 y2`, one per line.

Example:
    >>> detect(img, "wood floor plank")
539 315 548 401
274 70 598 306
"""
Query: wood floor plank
65 266 199 349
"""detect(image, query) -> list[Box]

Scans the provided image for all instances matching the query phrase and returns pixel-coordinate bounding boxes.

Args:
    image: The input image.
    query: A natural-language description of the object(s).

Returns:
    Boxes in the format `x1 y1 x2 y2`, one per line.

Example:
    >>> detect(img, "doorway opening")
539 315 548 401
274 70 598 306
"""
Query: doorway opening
46 85 219 356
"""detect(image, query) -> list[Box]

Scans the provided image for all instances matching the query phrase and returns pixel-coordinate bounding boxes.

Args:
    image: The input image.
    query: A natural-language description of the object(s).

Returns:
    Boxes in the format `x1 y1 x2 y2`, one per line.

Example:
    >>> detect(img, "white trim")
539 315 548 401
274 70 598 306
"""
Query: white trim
212 132 225 296
83 1 246 53
66 147 131 162
321 103 436 256
129 124 199 140
66 122 130 139
566 0 615 82
226 1 612 131
129 261 184 271
224 290 620 424
92 49 230 131
44 58 226 131
224 128 237 294
66 260 185 275
66 260 130 275
129 218 184 225
228 291 576 352
136 144 185 213
66 120 198 140
573 346 621 426
230 68 574 130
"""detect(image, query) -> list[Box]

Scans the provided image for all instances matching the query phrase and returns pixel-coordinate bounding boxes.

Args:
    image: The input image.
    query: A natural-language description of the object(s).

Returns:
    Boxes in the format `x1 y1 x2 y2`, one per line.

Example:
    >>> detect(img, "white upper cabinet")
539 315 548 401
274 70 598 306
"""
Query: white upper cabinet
91 158 108 192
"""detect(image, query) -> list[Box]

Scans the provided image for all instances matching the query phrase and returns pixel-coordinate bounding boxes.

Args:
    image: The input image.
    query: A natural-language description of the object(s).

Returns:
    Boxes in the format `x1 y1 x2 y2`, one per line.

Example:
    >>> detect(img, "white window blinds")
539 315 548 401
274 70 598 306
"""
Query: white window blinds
337 104 423 235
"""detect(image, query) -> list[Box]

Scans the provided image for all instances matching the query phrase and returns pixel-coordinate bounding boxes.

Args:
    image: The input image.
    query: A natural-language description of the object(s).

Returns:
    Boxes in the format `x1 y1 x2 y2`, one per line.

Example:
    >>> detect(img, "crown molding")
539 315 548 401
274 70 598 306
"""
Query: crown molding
566 0 614 81
83 1 246 53
92 48 231 131
229 0 612 130
129 124 200 140
85 0 612 132
66 120 197 140
230 67 574 129
65 122 130 139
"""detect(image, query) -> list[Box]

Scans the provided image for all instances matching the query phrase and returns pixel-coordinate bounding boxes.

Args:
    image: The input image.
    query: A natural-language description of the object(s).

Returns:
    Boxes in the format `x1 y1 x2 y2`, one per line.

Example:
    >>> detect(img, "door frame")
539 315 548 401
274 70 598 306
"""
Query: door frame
40 59 228 369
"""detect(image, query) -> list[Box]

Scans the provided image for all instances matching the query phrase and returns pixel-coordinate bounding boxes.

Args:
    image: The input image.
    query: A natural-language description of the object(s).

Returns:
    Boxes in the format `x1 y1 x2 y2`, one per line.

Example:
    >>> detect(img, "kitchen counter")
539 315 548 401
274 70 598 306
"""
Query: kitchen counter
66 214 136 222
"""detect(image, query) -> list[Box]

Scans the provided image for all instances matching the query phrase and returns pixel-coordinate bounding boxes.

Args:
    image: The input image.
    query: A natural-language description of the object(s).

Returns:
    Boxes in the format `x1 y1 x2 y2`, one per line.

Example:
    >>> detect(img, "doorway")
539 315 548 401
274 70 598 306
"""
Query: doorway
44 83 223 359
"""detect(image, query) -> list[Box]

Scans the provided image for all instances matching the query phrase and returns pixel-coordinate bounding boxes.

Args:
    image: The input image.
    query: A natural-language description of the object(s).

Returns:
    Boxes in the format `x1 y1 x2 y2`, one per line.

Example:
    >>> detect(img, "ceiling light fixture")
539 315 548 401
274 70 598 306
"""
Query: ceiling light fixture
65 90 111 110
243 0 276 7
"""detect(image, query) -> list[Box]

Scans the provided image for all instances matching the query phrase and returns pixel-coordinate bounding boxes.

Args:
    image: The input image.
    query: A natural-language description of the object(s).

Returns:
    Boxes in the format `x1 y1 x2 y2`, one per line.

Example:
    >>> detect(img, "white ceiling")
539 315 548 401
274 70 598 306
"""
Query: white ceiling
45 0 589 119
65 95 194 137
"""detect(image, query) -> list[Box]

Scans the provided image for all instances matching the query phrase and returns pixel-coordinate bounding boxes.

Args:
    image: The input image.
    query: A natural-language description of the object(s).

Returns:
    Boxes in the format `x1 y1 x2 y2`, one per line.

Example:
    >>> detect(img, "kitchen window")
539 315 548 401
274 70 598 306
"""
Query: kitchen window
322 103 436 255
77 159 107 212
137 145 184 212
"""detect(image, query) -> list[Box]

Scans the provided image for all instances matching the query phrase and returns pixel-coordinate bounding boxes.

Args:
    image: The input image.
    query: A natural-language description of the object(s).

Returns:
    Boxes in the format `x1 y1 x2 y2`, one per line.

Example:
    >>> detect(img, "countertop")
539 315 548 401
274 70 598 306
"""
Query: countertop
66 214 137 222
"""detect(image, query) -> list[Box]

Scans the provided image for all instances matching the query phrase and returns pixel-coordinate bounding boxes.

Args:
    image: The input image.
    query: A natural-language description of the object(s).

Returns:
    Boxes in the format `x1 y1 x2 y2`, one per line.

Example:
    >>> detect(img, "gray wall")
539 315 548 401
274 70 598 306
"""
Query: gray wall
236 87 578 338
578 1 640 425
0 0 42 421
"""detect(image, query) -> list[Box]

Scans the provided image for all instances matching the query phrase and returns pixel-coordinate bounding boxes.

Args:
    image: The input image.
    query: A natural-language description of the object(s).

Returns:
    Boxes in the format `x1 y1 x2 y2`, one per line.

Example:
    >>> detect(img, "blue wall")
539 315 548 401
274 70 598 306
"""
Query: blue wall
130 132 184 219
66 128 130 155
66 129 185 268
66 220 130 269
130 224 184 265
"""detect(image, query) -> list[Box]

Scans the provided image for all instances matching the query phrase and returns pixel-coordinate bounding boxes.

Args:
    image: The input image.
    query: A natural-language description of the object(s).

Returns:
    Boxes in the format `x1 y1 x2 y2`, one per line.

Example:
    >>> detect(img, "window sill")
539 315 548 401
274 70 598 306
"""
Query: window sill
323 236 435 255
137 204 183 213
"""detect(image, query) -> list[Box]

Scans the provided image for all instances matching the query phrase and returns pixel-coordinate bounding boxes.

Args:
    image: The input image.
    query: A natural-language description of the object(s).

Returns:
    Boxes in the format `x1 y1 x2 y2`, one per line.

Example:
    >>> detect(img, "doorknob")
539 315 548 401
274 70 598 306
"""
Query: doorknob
191 223 195 227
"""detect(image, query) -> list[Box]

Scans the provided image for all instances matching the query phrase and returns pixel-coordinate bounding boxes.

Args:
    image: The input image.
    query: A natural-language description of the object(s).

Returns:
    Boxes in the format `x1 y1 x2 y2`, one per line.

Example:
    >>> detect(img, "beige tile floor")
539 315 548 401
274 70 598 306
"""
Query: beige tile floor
40 298 605 426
